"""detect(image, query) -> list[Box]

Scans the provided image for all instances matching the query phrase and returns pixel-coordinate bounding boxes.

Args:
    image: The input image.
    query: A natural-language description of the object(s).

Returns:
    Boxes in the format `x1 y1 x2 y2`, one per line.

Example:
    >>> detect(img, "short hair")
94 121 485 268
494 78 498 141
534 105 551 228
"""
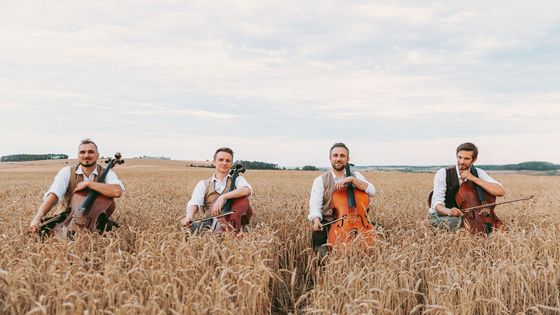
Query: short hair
213 147 234 160
329 142 349 155
79 138 98 152
456 142 478 159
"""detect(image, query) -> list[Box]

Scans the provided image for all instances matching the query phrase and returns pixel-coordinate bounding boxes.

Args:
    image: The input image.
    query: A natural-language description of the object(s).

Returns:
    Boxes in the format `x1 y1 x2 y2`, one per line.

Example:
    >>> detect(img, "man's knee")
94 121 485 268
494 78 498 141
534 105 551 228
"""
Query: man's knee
312 229 328 250
430 214 462 231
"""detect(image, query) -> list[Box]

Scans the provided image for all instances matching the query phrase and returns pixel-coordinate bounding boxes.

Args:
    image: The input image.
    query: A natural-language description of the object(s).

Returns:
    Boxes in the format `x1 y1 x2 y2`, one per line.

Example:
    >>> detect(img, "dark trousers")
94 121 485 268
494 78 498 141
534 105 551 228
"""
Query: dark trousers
311 219 331 250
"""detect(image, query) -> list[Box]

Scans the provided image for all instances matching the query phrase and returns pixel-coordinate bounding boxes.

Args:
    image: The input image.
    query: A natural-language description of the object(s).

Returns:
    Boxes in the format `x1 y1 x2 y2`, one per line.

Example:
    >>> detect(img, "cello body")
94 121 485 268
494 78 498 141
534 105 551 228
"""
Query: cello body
456 179 505 235
327 188 374 245
212 196 252 234
326 164 376 247
64 190 116 234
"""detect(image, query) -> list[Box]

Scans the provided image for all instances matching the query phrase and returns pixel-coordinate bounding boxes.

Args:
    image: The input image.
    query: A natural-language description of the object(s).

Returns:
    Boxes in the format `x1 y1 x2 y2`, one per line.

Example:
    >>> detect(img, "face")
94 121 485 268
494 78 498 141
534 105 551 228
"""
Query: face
456 150 476 171
78 143 99 167
330 147 349 171
213 151 233 174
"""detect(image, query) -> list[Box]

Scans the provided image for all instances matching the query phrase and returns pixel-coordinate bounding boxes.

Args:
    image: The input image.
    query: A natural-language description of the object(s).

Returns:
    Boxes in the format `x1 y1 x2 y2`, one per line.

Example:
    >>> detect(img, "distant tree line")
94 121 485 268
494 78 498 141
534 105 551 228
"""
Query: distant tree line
237 160 280 170
1 154 68 162
478 161 560 171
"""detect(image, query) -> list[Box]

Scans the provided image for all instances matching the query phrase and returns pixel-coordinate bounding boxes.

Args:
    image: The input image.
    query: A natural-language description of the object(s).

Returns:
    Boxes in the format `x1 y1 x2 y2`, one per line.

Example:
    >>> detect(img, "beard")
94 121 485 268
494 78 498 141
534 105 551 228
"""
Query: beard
332 163 345 171
80 161 96 167
458 163 471 171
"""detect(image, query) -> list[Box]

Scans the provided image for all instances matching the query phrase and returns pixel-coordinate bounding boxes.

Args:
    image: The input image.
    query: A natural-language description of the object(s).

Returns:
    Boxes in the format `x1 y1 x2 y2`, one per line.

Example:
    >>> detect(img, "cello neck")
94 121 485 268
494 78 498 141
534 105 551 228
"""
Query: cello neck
221 163 245 213
78 153 123 213
345 164 356 208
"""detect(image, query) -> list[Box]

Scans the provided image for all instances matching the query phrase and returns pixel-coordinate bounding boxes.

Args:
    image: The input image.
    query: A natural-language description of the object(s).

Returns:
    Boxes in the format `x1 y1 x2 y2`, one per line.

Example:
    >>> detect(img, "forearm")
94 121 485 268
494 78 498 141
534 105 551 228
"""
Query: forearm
435 203 451 216
185 205 199 220
471 178 505 197
87 182 123 198
352 178 370 191
34 193 58 220
221 186 251 200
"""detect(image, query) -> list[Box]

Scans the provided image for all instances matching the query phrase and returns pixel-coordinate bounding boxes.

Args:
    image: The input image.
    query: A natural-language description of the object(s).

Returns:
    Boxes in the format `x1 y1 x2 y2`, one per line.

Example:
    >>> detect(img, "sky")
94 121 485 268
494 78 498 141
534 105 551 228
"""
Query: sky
1 1 559 167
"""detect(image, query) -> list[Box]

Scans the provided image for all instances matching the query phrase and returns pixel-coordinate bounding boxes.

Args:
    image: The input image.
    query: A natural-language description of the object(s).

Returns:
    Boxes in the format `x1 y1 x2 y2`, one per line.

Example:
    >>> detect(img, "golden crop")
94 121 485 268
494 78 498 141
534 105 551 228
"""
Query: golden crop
1 159 559 314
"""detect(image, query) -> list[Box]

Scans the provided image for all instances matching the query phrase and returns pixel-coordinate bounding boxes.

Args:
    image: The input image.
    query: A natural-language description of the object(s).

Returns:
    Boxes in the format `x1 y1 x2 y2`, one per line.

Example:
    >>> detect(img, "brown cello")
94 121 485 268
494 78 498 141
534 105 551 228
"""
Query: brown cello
455 166 533 235
186 163 252 235
41 153 124 236
324 163 376 247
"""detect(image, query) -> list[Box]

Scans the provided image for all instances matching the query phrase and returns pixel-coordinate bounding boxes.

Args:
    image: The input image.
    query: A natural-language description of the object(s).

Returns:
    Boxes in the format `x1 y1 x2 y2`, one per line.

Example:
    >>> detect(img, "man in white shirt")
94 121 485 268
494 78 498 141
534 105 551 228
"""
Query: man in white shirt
181 147 252 229
308 143 376 254
28 139 125 233
429 142 505 230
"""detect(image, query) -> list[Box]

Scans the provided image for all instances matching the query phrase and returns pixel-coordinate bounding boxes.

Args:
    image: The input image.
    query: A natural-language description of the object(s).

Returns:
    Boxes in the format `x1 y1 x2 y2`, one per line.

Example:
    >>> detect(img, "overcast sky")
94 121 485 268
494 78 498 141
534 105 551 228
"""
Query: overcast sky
1 1 559 167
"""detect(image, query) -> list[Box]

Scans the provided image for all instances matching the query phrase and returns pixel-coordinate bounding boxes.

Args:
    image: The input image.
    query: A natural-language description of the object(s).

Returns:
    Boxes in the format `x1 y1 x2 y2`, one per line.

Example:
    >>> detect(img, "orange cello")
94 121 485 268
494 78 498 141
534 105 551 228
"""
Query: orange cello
323 163 377 247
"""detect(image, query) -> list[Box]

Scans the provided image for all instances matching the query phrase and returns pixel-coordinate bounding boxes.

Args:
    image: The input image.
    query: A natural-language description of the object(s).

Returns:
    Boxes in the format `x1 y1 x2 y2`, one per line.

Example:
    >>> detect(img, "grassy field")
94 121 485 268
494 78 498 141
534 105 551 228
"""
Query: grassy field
1 159 559 314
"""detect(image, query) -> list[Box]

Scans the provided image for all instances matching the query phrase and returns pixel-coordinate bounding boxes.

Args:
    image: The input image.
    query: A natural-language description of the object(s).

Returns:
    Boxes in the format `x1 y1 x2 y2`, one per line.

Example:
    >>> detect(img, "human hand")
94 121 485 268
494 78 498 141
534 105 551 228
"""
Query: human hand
181 216 193 227
74 181 90 192
312 217 323 231
210 196 225 216
28 216 42 233
334 177 354 190
459 169 476 183
448 207 463 217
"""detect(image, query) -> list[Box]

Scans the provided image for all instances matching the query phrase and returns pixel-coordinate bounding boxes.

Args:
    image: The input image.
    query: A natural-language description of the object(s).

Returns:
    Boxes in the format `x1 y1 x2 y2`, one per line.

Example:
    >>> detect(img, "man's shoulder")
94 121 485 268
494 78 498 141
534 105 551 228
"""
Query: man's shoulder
315 171 331 180
57 165 74 176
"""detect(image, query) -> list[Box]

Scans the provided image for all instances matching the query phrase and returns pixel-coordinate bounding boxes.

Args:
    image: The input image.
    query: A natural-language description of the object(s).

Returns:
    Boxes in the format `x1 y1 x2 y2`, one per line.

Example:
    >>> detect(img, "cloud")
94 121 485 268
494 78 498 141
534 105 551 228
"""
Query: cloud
1 1 559 164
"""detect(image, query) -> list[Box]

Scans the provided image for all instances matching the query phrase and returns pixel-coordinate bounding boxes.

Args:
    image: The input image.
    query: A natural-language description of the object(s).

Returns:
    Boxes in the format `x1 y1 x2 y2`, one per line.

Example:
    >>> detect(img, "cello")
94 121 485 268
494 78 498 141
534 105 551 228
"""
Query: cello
456 166 532 235
427 166 533 235
323 163 376 247
40 153 124 236
186 163 253 235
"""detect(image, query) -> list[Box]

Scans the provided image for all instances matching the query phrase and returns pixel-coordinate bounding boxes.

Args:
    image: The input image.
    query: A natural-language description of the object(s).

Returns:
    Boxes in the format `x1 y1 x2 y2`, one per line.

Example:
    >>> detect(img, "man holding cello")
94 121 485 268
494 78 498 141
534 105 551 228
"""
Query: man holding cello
28 139 125 233
429 142 505 231
308 143 376 255
180 147 252 230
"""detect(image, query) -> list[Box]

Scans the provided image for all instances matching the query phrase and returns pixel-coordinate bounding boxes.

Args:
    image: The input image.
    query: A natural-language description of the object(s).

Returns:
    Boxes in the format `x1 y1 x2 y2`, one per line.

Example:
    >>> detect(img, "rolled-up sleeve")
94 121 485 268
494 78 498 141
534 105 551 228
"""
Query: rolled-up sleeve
308 176 324 221
186 180 207 211
476 168 503 187
104 169 125 192
430 168 446 214
235 176 252 195
44 166 71 204
355 172 376 197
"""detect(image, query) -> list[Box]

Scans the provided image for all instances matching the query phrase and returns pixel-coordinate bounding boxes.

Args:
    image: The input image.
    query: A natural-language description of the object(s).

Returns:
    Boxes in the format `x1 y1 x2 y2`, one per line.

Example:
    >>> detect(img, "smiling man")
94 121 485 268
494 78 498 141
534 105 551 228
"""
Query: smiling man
29 139 125 233
308 142 376 255
181 147 252 228
429 142 506 230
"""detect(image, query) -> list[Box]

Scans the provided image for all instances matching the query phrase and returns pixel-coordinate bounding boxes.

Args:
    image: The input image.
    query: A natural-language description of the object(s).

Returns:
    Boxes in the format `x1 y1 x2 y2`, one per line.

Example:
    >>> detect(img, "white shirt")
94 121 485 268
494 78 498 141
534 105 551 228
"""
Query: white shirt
186 174 252 212
429 166 502 214
308 171 376 221
45 165 125 204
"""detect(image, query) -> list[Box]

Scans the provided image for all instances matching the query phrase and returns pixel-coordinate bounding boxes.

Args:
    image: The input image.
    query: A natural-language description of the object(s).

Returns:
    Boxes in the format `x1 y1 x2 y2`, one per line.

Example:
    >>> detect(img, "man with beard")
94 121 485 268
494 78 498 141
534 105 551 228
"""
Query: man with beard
429 142 505 230
308 143 376 255
28 139 125 233
180 147 252 228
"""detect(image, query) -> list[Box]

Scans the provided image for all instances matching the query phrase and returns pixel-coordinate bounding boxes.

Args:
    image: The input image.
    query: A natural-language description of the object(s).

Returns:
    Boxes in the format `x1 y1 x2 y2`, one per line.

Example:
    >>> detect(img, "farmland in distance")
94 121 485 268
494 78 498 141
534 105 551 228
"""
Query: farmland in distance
1 159 559 314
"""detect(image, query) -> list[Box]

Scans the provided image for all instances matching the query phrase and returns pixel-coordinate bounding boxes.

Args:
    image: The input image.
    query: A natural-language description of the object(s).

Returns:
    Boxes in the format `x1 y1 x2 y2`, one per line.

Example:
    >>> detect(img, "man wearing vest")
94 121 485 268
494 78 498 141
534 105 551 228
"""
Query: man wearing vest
429 142 505 230
28 139 125 233
308 143 376 255
181 147 252 227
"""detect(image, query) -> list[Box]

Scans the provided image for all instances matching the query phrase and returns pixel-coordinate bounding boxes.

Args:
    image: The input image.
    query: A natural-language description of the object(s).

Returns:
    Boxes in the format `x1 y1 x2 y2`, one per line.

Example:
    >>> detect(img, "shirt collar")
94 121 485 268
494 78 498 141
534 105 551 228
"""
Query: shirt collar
331 170 346 180
212 173 232 182
76 165 99 177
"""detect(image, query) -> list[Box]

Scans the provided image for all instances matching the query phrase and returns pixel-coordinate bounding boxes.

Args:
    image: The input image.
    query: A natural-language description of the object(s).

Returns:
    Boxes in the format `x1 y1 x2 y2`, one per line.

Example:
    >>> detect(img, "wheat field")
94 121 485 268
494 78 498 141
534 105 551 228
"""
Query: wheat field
0 159 559 314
